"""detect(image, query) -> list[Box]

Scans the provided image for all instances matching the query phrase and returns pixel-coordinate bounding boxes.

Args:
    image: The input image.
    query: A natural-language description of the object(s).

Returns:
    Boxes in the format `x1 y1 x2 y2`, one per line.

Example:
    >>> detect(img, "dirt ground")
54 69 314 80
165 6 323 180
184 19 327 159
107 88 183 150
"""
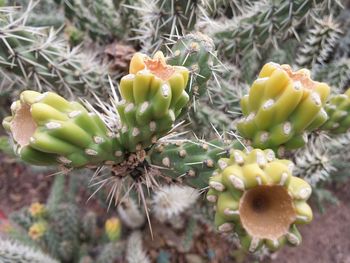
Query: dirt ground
1 152 350 263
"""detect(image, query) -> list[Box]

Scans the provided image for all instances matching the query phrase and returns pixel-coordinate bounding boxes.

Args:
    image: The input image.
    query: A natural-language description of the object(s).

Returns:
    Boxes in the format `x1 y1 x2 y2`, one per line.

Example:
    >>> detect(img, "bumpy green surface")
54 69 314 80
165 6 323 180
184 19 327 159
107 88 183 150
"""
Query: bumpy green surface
321 88 350 134
149 139 243 188
167 33 216 99
237 62 330 153
207 149 313 252
117 52 189 152
3 90 123 167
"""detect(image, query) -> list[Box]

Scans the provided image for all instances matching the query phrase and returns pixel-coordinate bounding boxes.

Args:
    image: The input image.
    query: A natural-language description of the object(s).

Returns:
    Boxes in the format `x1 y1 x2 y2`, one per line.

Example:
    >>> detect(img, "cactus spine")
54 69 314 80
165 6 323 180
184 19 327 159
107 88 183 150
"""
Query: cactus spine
207 149 313 252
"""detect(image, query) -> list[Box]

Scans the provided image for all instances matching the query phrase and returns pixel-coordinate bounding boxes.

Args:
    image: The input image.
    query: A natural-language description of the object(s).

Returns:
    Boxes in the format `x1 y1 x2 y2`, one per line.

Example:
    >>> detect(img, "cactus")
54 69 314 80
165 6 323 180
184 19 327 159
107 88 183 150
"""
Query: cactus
237 62 330 153
117 51 189 152
0 6 111 98
128 0 200 52
207 149 313 252
2 90 124 168
204 0 340 62
105 217 122 242
0 239 59 263
149 139 243 188
321 88 350 134
64 0 124 43
167 33 217 101
296 17 342 68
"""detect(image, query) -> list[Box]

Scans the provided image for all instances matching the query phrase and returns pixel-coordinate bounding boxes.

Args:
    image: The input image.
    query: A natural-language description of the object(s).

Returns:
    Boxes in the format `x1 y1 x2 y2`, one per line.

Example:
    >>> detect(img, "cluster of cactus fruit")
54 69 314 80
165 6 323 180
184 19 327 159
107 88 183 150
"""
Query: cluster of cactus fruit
3 27 350 255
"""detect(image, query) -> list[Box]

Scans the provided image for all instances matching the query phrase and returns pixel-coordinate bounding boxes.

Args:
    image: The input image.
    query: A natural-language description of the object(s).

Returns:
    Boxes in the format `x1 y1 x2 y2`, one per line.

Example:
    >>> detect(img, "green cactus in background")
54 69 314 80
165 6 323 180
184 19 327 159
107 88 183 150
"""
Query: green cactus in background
117 51 189 152
0 6 111 98
207 149 312 252
149 139 243 188
237 62 330 153
167 33 217 101
2 90 123 167
0 239 59 263
127 0 200 52
321 88 350 134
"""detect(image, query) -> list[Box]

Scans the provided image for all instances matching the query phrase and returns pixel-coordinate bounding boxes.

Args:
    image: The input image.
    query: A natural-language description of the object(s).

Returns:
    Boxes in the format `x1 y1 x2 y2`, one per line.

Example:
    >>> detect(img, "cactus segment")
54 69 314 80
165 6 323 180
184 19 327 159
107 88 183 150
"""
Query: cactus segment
3 90 124 167
321 88 350 134
207 149 313 252
237 63 330 152
148 139 243 189
117 52 190 152
167 33 216 100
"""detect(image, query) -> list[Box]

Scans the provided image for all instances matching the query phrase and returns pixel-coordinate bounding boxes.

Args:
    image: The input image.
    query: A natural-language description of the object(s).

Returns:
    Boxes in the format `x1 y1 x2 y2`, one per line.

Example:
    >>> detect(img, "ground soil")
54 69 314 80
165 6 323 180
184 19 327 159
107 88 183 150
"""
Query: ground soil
0 151 350 263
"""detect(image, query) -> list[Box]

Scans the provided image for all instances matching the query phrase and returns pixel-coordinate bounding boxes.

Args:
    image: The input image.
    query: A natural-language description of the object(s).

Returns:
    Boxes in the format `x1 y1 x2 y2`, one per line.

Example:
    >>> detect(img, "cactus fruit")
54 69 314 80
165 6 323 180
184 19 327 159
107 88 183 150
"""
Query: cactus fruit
207 149 313 252
321 88 350 134
28 203 46 219
149 139 243 188
28 221 47 240
117 51 189 152
2 90 124 167
105 217 122 242
167 33 216 100
237 62 330 152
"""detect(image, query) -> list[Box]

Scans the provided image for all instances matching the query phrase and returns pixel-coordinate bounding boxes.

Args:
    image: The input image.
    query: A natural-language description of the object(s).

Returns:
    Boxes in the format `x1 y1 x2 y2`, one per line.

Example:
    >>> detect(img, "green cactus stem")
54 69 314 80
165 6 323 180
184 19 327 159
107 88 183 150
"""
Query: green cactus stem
0 6 111 98
207 149 313 252
237 62 330 153
321 88 350 134
2 90 123 168
117 51 190 152
148 139 243 189
167 33 217 101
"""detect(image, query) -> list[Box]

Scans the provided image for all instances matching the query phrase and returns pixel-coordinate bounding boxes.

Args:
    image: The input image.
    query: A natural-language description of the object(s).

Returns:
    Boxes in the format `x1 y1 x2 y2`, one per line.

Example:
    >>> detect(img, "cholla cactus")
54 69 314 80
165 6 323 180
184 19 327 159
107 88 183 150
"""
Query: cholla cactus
149 139 242 188
127 0 200 52
296 17 343 68
0 5 111 98
0 239 58 263
118 51 189 151
64 0 125 42
167 33 217 101
2 90 123 167
237 62 330 152
207 149 312 252
321 88 350 134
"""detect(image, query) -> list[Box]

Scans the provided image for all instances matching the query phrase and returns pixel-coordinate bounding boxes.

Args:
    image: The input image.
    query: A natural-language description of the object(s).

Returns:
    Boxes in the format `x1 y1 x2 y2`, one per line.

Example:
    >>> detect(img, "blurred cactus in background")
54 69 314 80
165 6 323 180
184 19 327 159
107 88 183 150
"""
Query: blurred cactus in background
1 0 350 262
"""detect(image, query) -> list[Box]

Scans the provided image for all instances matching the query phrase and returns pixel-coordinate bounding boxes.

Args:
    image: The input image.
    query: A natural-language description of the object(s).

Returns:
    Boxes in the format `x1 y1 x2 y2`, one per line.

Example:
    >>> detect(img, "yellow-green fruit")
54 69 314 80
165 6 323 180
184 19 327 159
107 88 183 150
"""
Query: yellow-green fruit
2 90 124 167
321 88 350 134
105 217 122 242
237 63 330 152
117 51 189 152
207 149 313 252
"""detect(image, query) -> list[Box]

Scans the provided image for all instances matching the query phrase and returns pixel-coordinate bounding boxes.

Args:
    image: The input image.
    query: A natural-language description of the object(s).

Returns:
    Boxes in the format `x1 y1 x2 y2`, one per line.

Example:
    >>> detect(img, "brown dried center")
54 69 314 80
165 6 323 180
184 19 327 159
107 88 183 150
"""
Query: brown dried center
10 104 37 147
281 65 316 89
239 185 296 240
144 58 175 81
